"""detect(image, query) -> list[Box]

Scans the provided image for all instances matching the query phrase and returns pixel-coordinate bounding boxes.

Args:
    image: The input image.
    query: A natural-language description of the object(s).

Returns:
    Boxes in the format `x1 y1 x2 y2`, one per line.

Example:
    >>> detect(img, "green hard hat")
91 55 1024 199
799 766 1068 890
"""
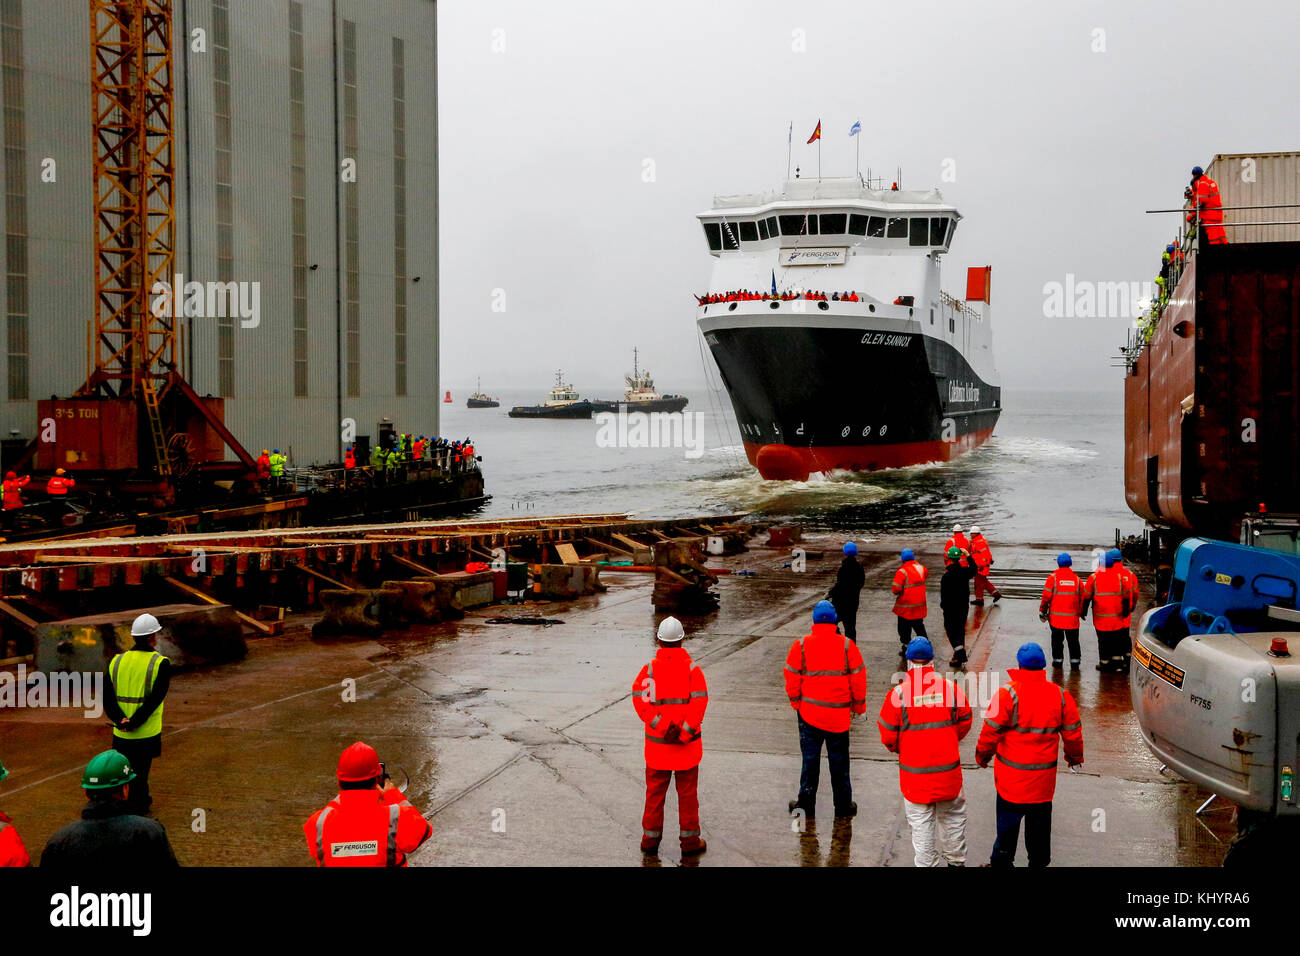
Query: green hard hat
0 757 7 783
947 546 962 559
81 750 136 790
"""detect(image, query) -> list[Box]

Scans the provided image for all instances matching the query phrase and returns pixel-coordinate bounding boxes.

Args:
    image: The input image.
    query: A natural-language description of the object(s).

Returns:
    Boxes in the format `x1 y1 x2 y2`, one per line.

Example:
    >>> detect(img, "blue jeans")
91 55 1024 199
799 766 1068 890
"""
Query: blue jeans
796 715 852 816
991 794 1052 867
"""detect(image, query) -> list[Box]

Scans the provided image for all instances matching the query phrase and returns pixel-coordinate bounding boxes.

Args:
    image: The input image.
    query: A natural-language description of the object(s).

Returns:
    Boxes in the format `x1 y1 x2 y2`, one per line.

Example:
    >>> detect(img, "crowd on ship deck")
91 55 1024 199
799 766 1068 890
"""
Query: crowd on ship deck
1136 164 1227 347
696 289 861 304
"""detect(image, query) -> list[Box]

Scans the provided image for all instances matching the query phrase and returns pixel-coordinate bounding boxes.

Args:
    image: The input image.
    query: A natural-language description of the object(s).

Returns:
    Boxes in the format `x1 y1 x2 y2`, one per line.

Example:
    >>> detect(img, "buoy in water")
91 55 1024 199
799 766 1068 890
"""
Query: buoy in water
443 390 452 403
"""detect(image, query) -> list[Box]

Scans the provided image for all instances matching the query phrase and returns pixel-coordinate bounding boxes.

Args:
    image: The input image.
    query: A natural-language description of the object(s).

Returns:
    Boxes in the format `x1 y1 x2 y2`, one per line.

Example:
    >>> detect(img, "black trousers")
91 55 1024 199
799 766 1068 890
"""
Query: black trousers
796 716 852 816
896 616 927 644
833 600 858 642
113 734 161 813
1049 627 1081 663
991 795 1053 867
942 609 967 650
1096 626 1130 661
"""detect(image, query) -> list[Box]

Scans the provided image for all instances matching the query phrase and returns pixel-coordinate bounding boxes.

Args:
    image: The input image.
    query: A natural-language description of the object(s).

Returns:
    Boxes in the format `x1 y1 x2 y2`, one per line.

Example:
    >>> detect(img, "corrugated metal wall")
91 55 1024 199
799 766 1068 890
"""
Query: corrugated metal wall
0 0 439 466
1207 151 1300 245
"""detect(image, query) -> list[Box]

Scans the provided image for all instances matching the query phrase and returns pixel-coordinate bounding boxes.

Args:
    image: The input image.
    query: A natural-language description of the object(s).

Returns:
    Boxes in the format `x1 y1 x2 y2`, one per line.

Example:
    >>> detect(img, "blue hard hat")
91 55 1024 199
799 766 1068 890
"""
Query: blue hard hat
1016 643 1046 670
1107 548 1123 565
1057 553 1072 567
1165 244 1176 253
906 637 934 662
273 449 280 454
813 600 838 624
843 542 858 556
1100 551 1114 568
901 548 914 562
1191 165 1204 178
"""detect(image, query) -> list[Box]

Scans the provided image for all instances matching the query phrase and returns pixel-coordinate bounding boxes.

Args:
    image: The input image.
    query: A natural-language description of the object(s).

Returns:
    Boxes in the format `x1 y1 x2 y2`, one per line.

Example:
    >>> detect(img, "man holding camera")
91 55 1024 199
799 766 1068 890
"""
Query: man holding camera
304 741 433 867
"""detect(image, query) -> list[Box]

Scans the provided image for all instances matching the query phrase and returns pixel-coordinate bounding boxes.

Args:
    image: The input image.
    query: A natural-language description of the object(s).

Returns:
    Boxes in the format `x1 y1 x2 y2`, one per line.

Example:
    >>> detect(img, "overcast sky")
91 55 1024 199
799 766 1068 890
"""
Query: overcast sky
436 0 1298 395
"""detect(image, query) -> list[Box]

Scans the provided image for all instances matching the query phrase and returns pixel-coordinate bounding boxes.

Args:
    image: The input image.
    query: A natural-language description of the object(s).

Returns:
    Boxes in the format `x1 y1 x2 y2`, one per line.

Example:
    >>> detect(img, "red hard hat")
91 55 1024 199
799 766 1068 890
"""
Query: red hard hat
4 471 14 479
336 741 382 781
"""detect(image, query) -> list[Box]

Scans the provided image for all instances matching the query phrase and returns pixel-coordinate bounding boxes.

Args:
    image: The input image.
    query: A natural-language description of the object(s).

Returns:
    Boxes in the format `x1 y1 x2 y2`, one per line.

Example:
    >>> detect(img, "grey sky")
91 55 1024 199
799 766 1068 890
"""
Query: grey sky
437 0 1298 395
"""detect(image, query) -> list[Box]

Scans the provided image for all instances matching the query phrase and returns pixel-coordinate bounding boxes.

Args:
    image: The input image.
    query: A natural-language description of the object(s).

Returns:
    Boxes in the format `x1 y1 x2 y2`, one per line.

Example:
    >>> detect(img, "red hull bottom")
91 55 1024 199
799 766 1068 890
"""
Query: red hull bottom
745 427 996 481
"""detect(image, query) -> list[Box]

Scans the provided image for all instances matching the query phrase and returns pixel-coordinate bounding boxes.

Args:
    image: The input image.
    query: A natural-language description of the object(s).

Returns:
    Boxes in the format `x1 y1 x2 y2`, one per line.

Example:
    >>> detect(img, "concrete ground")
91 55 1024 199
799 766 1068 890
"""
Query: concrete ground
0 532 1235 866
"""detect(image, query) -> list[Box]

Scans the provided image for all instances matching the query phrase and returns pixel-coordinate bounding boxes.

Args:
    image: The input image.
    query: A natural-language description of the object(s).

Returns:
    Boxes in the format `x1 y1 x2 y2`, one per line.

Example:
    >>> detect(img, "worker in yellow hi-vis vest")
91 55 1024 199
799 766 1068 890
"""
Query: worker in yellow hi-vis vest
103 614 172 814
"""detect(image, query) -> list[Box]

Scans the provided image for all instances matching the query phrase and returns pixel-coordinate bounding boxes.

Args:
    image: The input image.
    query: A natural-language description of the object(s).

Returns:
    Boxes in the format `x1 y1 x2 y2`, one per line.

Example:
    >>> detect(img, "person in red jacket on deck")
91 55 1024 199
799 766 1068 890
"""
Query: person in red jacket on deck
943 524 970 566
1040 553 1083 670
46 468 75 496
785 601 867 820
1109 548 1140 666
878 638 972 866
303 741 432 867
976 643 1084 867
1080 551 1133 673
0 757 31 866
891 548 929 647
2 471 29 510
256 449 271 481
632 616 709 857
1191 165 1227 246
969 526 1002 604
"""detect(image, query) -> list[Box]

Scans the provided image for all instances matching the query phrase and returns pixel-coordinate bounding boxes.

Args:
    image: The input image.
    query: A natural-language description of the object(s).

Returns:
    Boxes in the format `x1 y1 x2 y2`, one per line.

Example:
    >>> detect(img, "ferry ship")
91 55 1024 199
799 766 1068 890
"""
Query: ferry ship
695 176 1001 480
508 371 593 419
589 348 689 414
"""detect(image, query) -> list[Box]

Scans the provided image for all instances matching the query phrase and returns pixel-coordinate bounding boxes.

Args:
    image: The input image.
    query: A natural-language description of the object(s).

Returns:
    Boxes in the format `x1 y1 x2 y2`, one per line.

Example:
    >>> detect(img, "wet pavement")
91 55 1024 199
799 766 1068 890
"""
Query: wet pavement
0 533 1233 866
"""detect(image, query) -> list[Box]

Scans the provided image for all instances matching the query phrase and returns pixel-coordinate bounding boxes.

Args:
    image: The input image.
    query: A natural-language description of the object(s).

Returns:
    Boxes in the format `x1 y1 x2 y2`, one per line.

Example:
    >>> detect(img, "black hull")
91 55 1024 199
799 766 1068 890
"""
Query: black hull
508 401 594 419
702 321 1000 478
467 398 499 408
588 396 690 414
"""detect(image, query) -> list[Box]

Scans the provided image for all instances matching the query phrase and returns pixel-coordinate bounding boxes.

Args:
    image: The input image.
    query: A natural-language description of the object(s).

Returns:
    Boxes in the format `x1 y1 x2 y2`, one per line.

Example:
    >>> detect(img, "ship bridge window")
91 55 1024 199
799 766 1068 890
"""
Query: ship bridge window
779 214 816 236
702 222 722 251
886 217 908 239
909 217 929 246
739 220 758 242
758 218 769 240
765 215 778 237
819 213 846 234
868 216 886 238
848 214 868 236
930 217 949 245
721 222 740 250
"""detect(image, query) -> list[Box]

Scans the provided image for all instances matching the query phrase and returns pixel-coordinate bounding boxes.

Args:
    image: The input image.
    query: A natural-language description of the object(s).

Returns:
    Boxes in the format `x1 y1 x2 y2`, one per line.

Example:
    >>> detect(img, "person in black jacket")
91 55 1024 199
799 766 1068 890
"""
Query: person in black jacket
939 546 978 666
41 750 178 870
828 542 866 642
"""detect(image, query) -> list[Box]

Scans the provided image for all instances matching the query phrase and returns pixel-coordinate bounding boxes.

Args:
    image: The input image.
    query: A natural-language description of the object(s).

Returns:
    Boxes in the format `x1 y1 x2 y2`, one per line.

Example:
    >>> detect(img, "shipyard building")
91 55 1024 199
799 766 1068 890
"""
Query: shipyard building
0 0 439 464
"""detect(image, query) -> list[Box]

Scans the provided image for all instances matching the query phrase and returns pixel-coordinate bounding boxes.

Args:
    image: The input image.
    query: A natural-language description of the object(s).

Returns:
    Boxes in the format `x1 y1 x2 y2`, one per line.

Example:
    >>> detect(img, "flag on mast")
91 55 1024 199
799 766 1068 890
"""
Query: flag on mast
806 120 821 144
849 120 861 136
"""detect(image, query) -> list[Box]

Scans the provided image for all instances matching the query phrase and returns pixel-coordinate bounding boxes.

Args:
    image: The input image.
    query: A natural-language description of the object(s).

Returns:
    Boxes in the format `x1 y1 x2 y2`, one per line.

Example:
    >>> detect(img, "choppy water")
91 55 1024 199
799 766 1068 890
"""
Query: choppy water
440 386 1131 546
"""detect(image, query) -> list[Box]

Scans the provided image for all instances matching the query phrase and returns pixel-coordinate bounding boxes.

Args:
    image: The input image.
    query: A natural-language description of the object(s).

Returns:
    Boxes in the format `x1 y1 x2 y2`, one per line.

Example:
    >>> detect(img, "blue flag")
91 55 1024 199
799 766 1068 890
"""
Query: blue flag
849 120 861 137
771 269 777 295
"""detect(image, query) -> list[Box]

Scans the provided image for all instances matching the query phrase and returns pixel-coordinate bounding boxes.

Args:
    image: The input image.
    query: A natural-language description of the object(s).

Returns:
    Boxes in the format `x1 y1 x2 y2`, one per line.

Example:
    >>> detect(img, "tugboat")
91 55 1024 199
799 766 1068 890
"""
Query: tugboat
467 378 500 409
696 173 1001 480
508 370 593 419
589 349 689 413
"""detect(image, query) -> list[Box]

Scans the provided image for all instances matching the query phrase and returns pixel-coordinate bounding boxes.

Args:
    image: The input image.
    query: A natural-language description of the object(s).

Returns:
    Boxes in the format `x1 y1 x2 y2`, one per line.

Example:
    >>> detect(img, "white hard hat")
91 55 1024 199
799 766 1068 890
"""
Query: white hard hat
970 526 982 535
131 613 162 637
952 524 963 533
656 616 685 643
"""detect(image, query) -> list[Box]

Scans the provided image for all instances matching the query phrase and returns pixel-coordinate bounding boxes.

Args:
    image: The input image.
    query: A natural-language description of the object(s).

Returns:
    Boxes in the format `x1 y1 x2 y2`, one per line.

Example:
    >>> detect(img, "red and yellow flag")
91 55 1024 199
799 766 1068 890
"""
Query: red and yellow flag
806 120 821 144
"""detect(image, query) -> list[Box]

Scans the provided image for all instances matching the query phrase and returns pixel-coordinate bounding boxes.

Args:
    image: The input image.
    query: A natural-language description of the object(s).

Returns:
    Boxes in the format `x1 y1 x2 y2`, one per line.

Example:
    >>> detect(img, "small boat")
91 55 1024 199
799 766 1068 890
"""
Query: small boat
467 378 499 409
589 348 689 413
508 370 593 419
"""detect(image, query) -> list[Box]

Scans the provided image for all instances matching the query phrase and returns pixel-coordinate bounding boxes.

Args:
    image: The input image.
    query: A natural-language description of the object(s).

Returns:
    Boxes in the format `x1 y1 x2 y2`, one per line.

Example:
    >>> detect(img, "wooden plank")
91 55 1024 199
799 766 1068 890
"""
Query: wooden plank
612 533 651 551
554 543 580 565
0 653 35 667
162 576 280 636
586 536 632 556
295 565 353 590
0 599 39 632
390 554 439 577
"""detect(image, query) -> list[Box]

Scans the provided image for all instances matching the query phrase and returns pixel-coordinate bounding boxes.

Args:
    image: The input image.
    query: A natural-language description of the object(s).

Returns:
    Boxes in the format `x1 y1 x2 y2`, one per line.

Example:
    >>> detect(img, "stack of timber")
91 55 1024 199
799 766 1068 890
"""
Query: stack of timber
652 538 719 613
